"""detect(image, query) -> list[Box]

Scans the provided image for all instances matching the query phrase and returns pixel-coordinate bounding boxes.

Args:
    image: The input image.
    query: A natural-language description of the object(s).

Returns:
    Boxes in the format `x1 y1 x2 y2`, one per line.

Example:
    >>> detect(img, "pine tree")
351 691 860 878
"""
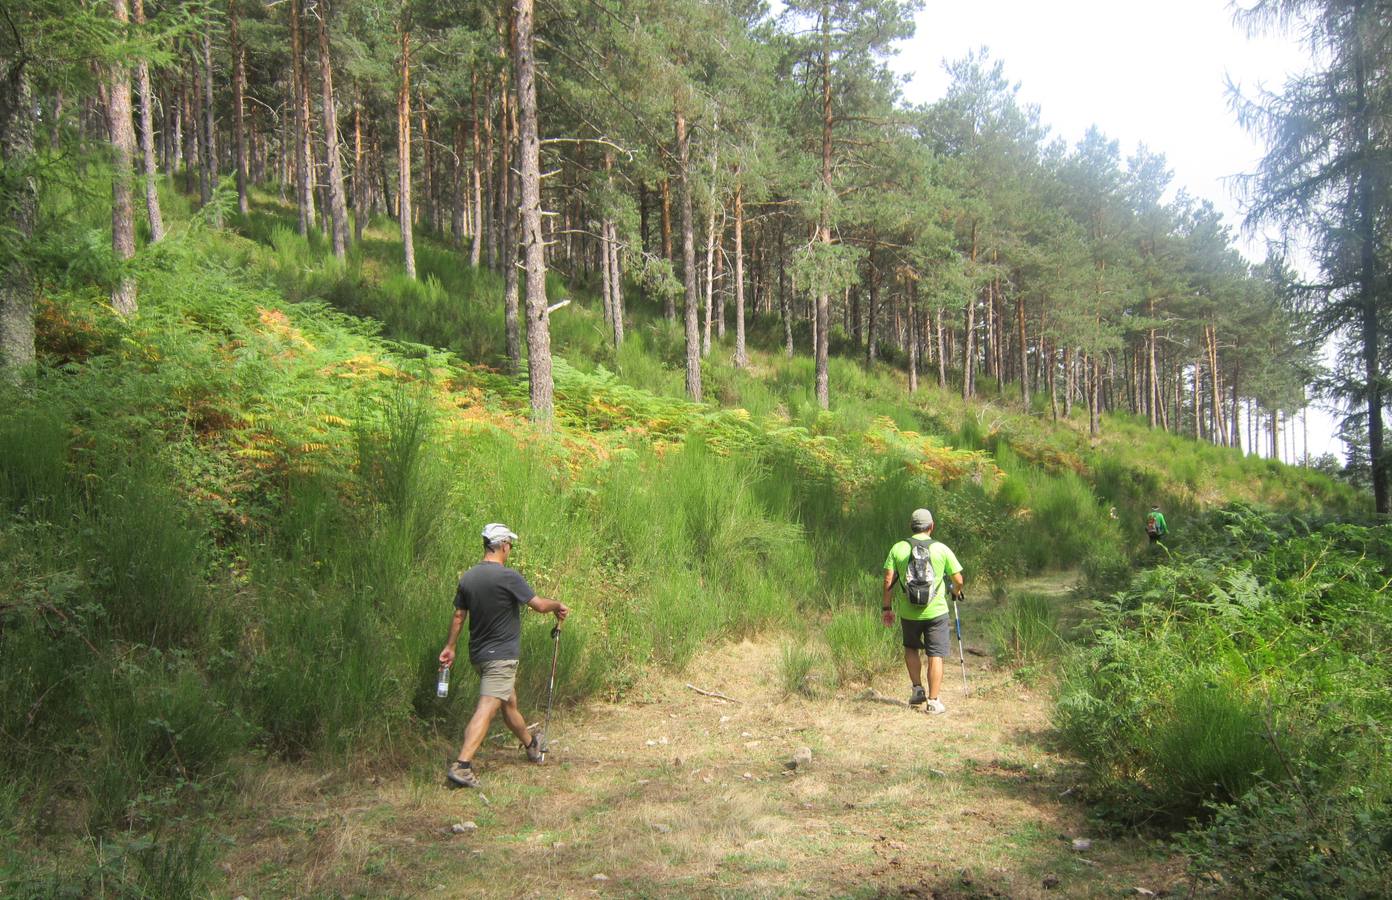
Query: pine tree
1234 0 1392 512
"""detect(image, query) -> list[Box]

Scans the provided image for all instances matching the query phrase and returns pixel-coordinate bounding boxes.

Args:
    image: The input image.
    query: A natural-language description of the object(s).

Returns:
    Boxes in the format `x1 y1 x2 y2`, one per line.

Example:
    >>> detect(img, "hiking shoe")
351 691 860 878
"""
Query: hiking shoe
445 761 480 788
924 698 947 715
525 735 544 764
908 685 927 707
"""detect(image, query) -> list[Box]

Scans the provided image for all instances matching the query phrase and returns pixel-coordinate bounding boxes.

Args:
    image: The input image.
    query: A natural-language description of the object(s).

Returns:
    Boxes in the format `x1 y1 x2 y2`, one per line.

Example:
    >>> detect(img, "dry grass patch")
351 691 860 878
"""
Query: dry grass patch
217 631 1184 897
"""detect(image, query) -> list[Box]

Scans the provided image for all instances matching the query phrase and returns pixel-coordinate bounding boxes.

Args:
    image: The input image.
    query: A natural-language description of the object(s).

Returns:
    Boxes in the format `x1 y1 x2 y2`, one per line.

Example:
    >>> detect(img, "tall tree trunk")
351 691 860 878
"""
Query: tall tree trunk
599 218 613 325
661 177 675 320
353 102 365 242
201 34 219 225
703 203 716 356
291 0 316 234
182 75 197 195
962 221 978 399
451 120 466 247
733 182 747 368
469 70 483 267
511 0 552 421
865 241 879 367
0 55 37 382
778 221 793 357
814 5 832 410
482 82 496 269
419 110 433 235
715 238 725 340
1352 30 1386 510
132 0 164 241
229 0 250 216
608 221 624 347
1192 360 1202 441
318 1 349 257
397 16 416 279
936 308 947 388
907 281 919 394
676 104 701 401
108 0 139 315
1063 347 1074 418
1016 295 1029 406
1089 355 1102 438
502 69 520 372
639 182 650 253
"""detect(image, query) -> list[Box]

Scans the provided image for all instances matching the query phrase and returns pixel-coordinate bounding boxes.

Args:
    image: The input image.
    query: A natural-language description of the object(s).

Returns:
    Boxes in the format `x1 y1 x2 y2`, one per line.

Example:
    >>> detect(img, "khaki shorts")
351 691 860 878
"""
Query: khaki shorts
473 659 519 699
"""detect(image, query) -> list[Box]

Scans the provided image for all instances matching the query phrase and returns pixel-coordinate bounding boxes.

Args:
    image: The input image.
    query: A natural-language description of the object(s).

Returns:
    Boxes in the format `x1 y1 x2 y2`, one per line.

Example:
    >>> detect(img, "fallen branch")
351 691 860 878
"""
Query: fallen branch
858 689 910 709
546 299 571 315
685 683 741 704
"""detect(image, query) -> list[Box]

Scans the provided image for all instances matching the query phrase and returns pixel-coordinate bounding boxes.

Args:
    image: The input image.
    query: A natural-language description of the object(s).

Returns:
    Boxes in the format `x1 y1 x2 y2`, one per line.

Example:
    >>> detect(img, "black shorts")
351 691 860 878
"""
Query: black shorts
901 614 950 656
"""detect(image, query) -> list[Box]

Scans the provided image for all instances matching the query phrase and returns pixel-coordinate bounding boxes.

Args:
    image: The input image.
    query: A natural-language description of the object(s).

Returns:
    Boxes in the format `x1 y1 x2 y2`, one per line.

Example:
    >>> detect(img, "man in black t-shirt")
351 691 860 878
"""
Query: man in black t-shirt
439 523 568 789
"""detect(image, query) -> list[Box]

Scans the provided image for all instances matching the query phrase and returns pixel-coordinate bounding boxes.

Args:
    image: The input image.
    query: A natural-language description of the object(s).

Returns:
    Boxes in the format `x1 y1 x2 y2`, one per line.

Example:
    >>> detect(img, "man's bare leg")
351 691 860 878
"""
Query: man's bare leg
500 692 532 746
456 696 502 763
927 656 944 700
903 647 923 687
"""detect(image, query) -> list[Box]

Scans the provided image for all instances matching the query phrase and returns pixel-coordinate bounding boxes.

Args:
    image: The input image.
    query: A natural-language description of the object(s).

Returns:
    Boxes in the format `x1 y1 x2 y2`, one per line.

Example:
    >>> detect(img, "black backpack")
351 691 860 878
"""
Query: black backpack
903 537 938 605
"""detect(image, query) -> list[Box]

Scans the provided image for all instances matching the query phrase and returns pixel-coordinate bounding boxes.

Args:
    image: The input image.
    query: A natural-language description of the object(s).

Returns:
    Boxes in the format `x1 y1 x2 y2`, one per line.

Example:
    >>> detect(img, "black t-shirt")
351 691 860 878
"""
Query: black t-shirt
454 562 536 663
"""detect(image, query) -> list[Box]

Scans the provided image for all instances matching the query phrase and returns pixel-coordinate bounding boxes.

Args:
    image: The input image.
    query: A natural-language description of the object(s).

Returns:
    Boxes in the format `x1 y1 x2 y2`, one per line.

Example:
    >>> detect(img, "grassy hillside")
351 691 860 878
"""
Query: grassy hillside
0 194 1364 893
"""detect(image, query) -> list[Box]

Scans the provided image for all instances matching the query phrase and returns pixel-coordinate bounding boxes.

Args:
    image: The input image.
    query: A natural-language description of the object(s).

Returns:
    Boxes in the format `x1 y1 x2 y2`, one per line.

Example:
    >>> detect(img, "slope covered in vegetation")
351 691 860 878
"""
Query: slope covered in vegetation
0 197 1366 893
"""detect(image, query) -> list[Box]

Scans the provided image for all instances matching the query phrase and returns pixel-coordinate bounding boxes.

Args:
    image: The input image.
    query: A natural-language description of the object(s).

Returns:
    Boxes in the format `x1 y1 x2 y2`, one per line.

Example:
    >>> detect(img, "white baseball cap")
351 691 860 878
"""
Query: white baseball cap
482 523 519 545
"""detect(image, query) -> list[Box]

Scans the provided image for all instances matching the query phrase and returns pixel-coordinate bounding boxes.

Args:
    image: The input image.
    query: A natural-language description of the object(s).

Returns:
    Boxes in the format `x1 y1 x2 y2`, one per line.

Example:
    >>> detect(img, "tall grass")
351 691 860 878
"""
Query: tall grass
824 610 899 683
985 592 1063 668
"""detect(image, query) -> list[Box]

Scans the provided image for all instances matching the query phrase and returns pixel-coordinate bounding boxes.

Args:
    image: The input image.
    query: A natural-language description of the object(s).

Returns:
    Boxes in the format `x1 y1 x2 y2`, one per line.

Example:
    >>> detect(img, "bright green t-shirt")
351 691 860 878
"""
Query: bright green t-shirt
883 535 963 621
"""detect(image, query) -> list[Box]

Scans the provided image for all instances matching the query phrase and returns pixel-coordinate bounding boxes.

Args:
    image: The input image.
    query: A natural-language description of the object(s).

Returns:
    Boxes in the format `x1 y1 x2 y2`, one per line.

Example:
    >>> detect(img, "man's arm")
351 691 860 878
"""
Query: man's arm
881 569 896 626
950 571 964 598
527 596 570 622
439 608 467 667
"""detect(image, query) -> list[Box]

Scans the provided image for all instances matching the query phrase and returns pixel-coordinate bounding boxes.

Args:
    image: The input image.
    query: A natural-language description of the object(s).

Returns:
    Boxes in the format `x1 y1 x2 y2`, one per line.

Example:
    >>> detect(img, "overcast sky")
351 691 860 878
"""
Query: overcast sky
887 0 1344 461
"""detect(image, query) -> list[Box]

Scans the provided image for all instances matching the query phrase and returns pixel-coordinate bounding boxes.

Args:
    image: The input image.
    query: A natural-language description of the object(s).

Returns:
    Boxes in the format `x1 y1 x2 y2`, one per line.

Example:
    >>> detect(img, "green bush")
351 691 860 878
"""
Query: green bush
1055 508 1392 848
1180 780 1392 898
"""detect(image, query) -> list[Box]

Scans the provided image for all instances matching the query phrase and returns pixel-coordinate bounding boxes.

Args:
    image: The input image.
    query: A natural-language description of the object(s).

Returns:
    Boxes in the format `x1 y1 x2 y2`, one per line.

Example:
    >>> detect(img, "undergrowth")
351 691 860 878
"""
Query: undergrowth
0 190 1368 893
1054 505 1392 892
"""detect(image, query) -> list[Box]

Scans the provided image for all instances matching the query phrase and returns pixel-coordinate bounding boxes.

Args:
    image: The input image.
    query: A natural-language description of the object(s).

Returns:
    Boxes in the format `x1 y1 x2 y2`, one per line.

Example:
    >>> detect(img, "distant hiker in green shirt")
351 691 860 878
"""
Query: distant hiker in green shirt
1145 505 1168 544
882 508 964 714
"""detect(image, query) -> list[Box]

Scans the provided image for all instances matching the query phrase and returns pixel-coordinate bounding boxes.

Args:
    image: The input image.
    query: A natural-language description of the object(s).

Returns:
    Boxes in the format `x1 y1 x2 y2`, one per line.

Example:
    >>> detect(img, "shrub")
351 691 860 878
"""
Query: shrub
1180 779 1392 898
1055 509 1392 841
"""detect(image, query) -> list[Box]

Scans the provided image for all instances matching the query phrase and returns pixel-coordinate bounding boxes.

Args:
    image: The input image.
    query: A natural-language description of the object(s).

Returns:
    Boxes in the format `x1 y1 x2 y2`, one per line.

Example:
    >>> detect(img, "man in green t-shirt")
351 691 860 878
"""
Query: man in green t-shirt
1145 505 1168 544
882 508 964 714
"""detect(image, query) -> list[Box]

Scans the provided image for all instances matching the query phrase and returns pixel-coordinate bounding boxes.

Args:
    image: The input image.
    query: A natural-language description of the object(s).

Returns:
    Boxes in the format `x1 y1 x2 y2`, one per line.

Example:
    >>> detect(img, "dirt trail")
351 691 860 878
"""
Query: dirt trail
224 580 1182 898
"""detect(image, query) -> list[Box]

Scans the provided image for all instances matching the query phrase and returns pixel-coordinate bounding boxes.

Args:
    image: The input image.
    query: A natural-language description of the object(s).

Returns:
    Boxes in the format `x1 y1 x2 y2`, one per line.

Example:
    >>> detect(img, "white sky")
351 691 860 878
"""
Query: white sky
889 0 1347 463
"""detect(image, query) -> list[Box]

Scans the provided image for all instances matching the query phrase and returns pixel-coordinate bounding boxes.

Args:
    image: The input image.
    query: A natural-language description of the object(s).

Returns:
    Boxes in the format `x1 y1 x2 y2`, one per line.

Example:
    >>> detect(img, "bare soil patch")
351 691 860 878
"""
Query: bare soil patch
222 624 1184 898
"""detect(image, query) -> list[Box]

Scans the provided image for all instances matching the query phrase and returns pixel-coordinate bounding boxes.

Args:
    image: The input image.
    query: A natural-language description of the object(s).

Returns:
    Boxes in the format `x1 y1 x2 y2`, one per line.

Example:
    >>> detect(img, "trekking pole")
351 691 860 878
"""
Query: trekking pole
952 592 970 697
539 623 561 761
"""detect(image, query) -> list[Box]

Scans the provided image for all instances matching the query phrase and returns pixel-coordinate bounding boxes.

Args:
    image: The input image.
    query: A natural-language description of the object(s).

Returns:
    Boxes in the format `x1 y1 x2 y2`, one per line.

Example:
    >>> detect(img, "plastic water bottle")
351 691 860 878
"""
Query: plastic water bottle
437 665 450 698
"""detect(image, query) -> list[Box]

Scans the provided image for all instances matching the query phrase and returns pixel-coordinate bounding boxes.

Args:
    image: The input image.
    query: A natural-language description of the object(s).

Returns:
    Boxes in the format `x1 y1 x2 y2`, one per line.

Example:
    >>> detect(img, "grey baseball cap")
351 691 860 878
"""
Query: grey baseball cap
482 523 519 545
910 508 934 531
